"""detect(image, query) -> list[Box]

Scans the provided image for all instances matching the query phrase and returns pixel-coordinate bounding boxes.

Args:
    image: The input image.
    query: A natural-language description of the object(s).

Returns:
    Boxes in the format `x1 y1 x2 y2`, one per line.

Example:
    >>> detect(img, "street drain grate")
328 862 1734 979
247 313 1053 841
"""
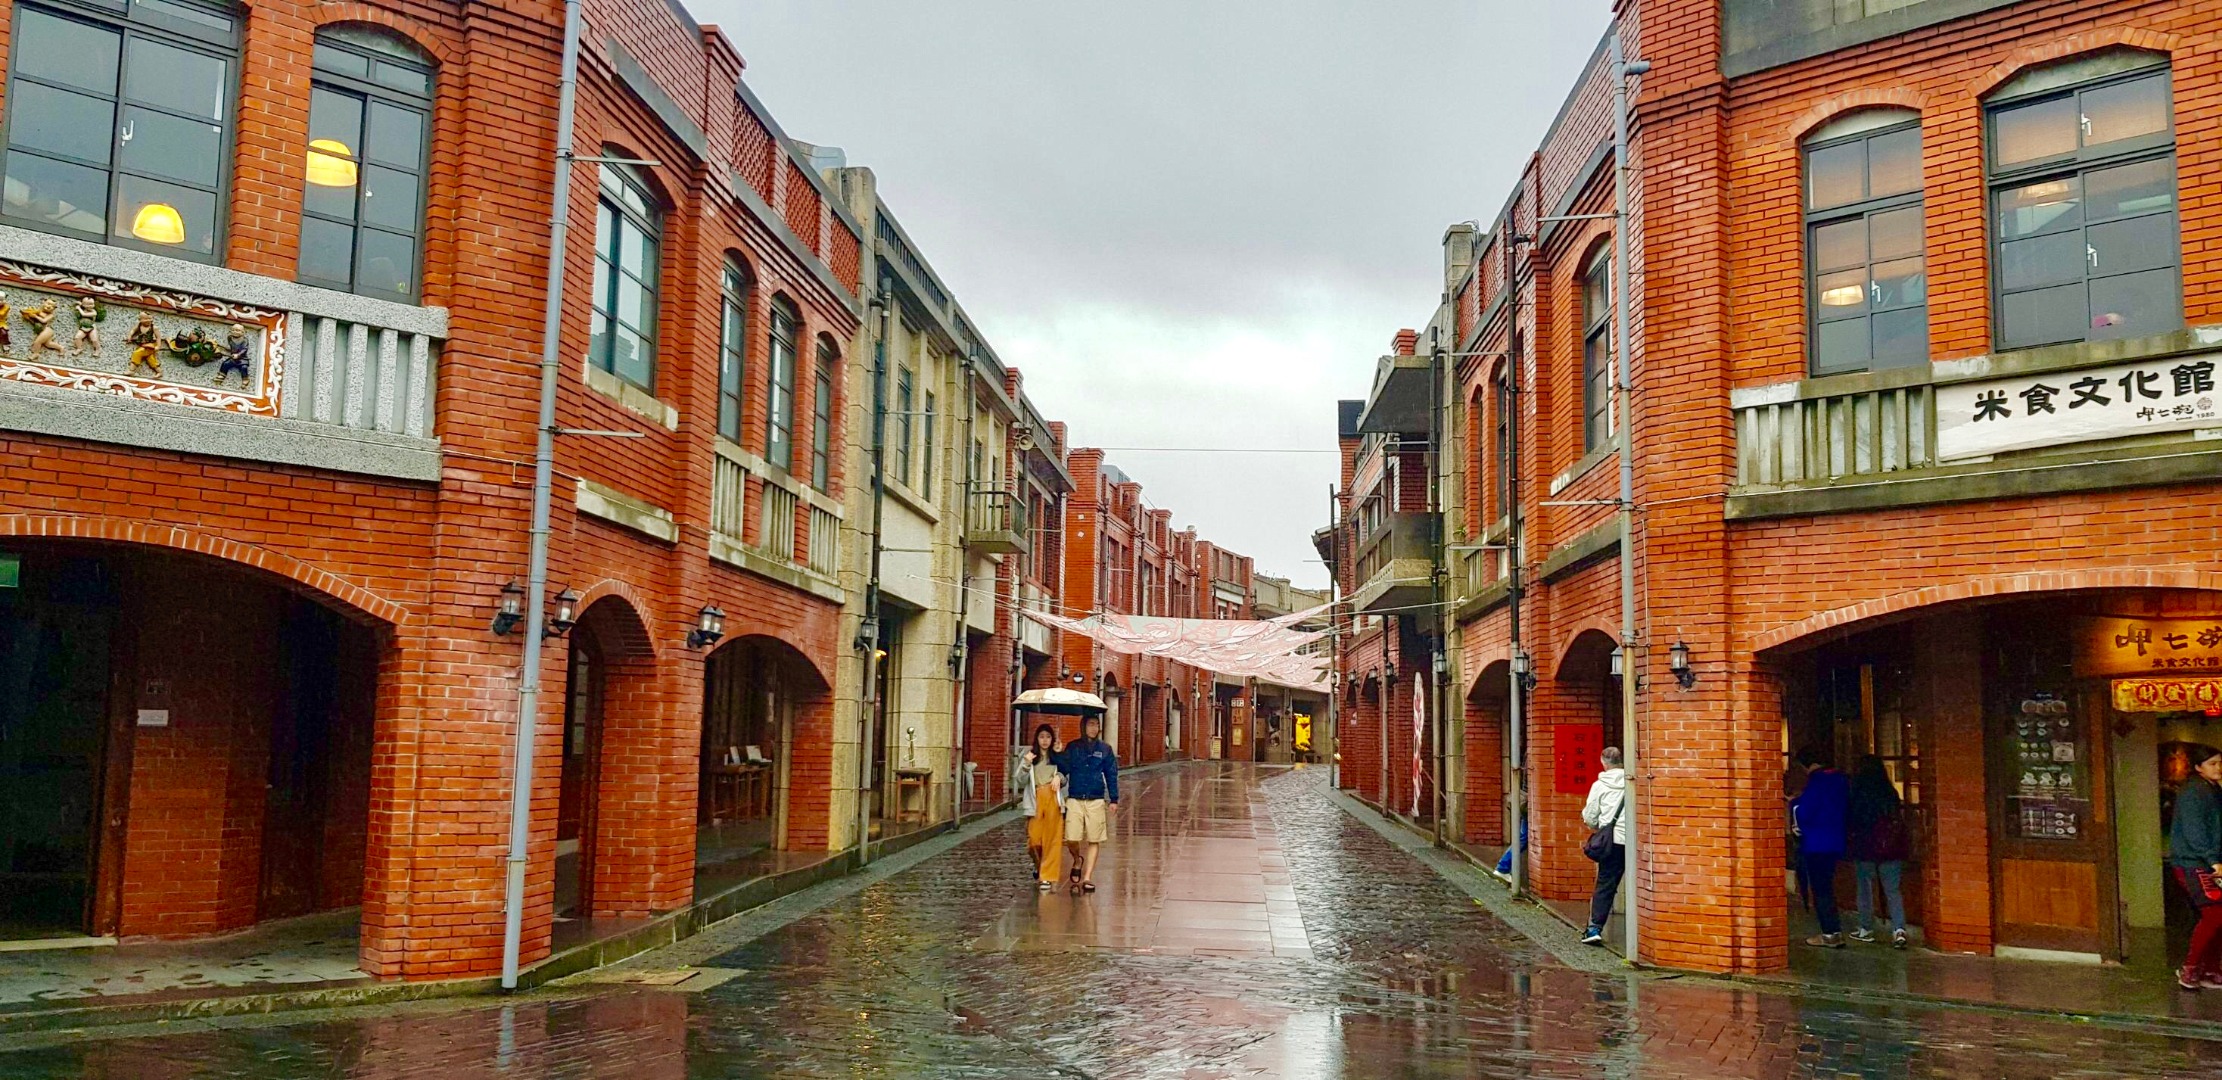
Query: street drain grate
588 966 745 992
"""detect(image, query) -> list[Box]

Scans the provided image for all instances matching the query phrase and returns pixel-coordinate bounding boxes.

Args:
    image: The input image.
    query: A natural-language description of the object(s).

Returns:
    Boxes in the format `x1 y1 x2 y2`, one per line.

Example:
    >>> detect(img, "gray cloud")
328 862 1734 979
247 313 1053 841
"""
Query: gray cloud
697 0 1612 588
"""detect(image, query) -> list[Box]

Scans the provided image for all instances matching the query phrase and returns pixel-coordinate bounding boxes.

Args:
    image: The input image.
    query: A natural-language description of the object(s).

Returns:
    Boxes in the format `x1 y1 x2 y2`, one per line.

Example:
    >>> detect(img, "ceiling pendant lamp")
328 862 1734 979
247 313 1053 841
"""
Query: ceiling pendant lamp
130 202 186 245
306 139 359 187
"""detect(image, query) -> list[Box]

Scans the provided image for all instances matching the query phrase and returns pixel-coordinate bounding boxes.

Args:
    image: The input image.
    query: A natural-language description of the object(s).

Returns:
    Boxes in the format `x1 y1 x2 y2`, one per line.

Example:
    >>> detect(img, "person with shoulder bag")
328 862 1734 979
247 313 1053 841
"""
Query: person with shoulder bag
2168 748 2222 991
1847 754 1910 949
1579 747 1628 946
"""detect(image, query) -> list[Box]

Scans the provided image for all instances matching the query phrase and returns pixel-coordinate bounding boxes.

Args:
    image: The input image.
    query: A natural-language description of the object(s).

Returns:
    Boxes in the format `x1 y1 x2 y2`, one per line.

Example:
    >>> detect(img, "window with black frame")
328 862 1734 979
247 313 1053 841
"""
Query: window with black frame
1988 54 2178 351
918 389 935 495
1805 114 1925 375
1 0 238 260
299 26 431 302
589 158 661 390
717 261 749 443
894 363 914 486
1492 369 1511 520
1581 250 1612 452
765 297 798 470
813 339 836 490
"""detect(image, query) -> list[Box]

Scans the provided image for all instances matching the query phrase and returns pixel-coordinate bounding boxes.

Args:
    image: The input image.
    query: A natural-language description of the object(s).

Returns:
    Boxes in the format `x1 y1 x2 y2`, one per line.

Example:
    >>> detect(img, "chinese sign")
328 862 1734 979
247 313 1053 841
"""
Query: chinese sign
1554 724 1605 796
2112 678 2222 713
2075 617 2222 677
1936 355 2221 461
2010 694 2081 841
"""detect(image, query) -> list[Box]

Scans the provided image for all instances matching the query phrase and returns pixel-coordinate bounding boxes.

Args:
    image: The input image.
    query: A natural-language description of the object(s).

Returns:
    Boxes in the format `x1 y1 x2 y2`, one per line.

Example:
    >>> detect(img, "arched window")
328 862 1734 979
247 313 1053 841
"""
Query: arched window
0 0 238 259
589 156 661 390
1987 50 2176 350
765 297 799 470
1806 109 1924 374
811 336 837 490
717 261 750 443
300 25 434 301
1581 247 1613 452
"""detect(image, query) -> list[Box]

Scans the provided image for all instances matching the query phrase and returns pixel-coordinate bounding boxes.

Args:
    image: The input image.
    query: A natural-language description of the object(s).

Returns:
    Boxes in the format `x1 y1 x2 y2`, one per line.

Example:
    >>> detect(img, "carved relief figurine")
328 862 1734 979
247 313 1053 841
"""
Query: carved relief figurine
71 295 105 355
126 312 161 376
22 299 63 356
0 292 12 350
215 323 252 386
163 325 221 368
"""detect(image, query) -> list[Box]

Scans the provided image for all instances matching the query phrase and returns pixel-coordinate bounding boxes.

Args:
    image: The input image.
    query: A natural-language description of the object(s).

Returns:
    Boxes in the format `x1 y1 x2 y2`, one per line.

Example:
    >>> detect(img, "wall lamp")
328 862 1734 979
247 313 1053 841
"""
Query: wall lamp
544 588 580 639
1608 647 1624 680
688 605 727 650
1511 648 1537 694
491 581 527 636
1670 638 1696 690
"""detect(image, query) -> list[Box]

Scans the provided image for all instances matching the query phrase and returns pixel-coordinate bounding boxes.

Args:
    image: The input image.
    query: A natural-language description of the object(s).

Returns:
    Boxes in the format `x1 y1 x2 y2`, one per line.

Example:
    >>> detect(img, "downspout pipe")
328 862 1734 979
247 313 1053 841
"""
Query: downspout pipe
501 0 583 991
951 354 979 816
857 287 892 867
1505 263 1530 900
1610 32 1650 966
1427 327 1447 847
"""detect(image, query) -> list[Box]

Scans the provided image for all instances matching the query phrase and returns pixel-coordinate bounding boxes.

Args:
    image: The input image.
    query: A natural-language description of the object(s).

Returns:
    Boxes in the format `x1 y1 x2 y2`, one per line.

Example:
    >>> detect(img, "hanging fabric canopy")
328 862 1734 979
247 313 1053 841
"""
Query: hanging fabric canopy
1021 604 1331 690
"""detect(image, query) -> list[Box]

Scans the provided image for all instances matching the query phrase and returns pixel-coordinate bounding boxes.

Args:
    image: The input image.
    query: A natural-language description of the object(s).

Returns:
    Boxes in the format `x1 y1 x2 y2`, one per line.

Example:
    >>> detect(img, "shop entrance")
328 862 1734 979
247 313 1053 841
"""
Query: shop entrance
0 542 379 943
0 552 112 940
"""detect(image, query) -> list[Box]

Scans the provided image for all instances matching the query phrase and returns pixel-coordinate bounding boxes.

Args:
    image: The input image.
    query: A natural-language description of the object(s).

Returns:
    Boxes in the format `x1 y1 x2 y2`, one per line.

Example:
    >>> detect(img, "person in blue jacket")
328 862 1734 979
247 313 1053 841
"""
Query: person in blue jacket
1791 747 1851 948
1057 713 1120 895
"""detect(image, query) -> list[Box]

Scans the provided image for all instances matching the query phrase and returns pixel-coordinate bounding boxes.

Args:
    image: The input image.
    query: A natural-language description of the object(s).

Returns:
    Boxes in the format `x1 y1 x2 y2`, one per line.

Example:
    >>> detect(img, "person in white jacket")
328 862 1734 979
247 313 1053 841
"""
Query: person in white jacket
1013 725 1069 890
1580 747 1628 946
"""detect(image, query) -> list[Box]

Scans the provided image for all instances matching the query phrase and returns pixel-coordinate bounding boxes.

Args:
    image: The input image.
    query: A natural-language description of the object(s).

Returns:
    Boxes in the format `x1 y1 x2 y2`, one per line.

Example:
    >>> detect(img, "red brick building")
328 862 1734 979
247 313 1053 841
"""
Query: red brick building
1057 449 1278 765
1340 0 2222 975
0 0 862 980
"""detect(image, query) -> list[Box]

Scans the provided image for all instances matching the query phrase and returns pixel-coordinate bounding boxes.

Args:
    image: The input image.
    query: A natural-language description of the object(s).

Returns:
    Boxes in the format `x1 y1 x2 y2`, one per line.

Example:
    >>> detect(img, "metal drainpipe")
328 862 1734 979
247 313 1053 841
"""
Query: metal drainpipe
500 0 583 991
1610 32 1650 965
1505 269 1531 900
951 355 980 815
857 288 892 867
1428 328 1447 847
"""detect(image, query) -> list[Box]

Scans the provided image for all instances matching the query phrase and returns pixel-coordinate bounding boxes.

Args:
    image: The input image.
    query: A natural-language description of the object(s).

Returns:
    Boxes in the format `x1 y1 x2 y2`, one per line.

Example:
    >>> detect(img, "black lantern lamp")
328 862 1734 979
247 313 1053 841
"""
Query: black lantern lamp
491 581 526 636
1670 638 1696 690
544 588 581 639
688 605 727 649
1512 648 1537 694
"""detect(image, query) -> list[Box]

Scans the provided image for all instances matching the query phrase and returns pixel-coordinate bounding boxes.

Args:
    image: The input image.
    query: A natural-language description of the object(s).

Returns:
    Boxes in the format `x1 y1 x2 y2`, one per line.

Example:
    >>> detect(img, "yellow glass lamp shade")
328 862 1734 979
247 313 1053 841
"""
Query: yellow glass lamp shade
130 202 186 245
1819 284 1866 308
306 139 359 188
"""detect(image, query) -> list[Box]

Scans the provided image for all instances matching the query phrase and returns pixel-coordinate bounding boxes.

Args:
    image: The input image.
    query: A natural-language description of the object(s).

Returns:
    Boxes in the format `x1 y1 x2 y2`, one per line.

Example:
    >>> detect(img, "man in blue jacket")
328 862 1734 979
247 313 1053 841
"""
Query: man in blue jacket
1057 714 1120 894
1791 747 1852 948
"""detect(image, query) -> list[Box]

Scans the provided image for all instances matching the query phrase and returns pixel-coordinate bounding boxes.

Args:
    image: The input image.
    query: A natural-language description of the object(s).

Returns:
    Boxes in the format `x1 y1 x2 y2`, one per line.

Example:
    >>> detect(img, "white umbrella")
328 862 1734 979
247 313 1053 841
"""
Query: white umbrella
1012 687 1108 716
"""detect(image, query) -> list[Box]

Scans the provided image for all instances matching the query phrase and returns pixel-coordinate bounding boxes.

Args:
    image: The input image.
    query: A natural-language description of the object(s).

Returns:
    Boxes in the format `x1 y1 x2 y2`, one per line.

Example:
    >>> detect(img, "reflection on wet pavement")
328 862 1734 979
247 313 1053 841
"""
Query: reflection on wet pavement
6 762 2222 1078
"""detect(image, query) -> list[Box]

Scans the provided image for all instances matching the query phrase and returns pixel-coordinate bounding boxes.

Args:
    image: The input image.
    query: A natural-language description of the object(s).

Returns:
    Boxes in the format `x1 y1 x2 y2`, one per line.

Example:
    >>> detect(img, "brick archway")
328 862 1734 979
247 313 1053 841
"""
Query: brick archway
0 513 407 626
1749 568 2222 655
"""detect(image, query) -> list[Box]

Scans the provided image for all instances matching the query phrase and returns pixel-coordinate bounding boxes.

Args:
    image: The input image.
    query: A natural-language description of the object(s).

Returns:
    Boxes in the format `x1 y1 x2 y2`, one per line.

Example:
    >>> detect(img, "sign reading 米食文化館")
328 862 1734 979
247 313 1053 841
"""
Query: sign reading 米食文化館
2075 617 2222 677
1935 354 2221 461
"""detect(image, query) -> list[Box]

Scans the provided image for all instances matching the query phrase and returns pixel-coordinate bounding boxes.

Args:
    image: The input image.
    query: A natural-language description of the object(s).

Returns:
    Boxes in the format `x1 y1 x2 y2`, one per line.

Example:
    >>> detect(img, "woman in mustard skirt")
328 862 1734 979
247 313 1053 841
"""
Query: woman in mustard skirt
1016 724 1067 889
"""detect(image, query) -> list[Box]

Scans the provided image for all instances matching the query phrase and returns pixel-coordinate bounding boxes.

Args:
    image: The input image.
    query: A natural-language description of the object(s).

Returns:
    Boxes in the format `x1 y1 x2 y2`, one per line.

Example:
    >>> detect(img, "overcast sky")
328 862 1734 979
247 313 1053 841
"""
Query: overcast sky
696 1 1611 591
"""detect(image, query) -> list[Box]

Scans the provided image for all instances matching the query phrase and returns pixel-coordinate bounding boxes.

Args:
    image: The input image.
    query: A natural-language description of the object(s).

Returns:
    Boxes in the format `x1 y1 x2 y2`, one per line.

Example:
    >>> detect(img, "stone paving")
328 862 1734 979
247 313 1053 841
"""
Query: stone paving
6 762 2222 1078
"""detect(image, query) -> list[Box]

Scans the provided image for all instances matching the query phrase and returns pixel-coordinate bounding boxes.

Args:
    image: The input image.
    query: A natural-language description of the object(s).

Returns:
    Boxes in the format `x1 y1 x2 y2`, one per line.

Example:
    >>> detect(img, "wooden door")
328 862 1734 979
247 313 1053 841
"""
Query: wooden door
0 555 114 938
1988 681 2119 957
260 602 337 920
556 640 602 916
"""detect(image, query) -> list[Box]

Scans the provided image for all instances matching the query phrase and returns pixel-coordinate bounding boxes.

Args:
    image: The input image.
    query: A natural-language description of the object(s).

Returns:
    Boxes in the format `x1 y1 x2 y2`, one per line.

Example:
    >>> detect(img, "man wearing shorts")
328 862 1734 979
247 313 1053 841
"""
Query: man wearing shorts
1057 714 1119 894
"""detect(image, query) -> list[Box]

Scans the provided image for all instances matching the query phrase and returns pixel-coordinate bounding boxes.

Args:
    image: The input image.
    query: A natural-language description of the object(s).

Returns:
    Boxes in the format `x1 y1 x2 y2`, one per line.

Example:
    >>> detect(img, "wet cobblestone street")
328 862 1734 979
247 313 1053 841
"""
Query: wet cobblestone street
8 762 2222 1078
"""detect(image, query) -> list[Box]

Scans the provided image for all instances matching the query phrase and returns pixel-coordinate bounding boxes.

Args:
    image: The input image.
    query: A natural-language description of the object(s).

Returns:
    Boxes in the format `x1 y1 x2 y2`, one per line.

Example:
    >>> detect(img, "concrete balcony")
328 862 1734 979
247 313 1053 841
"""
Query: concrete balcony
1348 511 1436 615
1729 326 2222 520
708 440 843 602
1356 354 1431 436
0 224 446 481
1019 582 1053 657
965 489 1029 555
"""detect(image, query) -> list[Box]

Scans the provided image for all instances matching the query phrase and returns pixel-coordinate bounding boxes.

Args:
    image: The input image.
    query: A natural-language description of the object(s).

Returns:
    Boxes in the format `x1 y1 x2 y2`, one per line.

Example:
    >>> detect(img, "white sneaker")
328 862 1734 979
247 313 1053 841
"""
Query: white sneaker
1891 929 1908 950
1849 928 1877 944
